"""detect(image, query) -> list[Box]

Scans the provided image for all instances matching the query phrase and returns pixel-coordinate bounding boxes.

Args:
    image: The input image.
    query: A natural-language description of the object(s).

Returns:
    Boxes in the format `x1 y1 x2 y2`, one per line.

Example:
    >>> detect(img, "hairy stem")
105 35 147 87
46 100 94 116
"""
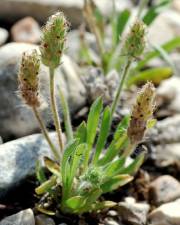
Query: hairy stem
49 67 64 155
111 59 132 116
32 106 60 160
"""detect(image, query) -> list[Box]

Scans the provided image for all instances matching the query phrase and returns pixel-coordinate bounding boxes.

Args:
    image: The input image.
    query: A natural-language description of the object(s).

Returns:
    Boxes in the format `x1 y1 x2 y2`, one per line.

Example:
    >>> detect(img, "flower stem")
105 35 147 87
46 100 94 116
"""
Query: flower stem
32 106 60 160
111 59 132 116
49 67 64 155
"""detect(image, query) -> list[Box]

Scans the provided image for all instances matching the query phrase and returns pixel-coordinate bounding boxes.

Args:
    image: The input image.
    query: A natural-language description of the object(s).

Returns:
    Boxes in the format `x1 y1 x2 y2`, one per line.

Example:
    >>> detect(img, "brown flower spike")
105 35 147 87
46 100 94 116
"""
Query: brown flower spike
127 82 155 144
18 49 40 107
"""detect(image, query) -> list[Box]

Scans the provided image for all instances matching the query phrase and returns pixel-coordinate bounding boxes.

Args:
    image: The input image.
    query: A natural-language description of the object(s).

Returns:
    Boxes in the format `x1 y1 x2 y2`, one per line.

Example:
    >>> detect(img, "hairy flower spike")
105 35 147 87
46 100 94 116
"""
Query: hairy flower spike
40 12 68 69
128 82 155 144
18 49 40 107
123 20 146 58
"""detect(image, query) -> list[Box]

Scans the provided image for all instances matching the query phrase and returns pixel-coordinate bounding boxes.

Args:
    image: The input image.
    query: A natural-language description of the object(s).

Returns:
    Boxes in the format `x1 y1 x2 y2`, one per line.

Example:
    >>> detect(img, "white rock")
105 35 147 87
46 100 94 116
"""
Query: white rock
0 209 35 225
147 9 180 46
148 199 180 225
118 197 150 225
0 28 8 46
149 175 180 205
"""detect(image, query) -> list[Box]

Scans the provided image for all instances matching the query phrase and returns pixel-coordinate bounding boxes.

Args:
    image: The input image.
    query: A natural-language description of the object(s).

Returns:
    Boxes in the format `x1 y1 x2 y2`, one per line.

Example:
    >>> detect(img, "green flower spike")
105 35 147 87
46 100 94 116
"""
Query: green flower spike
127 81 156 144
123 19 146 59
18 49 40 107
40 12 68 69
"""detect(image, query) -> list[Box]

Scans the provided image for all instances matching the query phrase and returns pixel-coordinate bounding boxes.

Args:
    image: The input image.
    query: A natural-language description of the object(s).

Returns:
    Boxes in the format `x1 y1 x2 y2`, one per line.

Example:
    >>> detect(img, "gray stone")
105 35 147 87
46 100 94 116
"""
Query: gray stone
0 0 113 27
117 197 150 225
155 143 180 167
0 43 86 139
150 77 180 115
0 28 8 46
35 214 55 225
148 199 180 225
149 115 180 144
0 132 58 198
147 10 180 46
11 17 41 44
149 175 180 205
148 114 180 167
0 209 35 225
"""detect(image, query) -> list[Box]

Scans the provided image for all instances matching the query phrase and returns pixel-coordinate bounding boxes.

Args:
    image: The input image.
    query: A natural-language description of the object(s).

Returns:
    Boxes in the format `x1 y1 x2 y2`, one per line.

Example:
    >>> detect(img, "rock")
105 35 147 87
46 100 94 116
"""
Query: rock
147 9 180 46
0 209 35 225
149 175 180 205
11 17 41 44
117 197 150 225
67 30 98 62
83 68 119 104
149 115 180 144
0 0 114 27
103 219 119 225
148 115 180 167
156 77 180 116
0 132 59 198
148 199 180 225
154 143 180 167
0 28 8 46
0 43 86 139
35 214 55 225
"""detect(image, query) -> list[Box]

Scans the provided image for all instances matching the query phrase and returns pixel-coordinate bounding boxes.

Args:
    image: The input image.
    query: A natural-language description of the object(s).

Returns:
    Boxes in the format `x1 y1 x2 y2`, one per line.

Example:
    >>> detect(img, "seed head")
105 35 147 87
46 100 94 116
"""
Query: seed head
18 49 40 107
123 20 146 59
40 12 68 69
127 82 155 144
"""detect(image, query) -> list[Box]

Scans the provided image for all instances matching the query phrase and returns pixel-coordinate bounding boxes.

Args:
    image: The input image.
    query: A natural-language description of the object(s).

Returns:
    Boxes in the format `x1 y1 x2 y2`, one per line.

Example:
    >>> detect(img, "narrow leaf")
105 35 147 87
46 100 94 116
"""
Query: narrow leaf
101 174 133 193
127 67 173 87
44 157 61 180
35 176 56 195
75 121 87 143
103 156 126 177
86 97 103 147
135 37 180 70
93 106 111 164
65 196 86 210
119 152 145 175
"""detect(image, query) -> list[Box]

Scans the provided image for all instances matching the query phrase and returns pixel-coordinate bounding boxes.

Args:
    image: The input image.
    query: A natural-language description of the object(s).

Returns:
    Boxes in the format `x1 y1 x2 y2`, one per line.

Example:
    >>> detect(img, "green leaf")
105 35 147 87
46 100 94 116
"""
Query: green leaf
36 206 55 215
44 157 61 180
103 156 126 177
101 174 133 193
90 201 117 211
119 152 145 175
59 88 73 141
61 139 78 187
143 0 171 25
86 97 103 147
35 160 46 184
65 196 86 210
69 144 87 186
83 97 103 171
127 67 173 87
135 37 180 70
78 188 103 213
147 118 157 129
112 9 130 46
93 106 111 164
75 121 87 143
98 116 130 166
35 176 56 195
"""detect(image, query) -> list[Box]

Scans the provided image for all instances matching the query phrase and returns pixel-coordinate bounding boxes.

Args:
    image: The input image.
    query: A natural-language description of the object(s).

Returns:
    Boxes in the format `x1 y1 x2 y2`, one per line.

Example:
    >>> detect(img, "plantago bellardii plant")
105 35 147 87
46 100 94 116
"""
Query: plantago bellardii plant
18 11 156 215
